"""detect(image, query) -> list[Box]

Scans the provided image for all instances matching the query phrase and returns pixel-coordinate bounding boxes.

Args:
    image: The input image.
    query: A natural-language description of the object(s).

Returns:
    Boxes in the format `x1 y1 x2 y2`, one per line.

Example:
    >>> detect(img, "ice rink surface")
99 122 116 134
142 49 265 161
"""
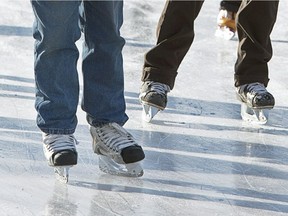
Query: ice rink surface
0 1 288 215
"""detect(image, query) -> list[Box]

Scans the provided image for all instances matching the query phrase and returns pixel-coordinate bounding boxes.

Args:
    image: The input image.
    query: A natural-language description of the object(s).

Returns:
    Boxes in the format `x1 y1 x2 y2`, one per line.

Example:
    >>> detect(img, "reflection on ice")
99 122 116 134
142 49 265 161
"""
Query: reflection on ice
44 183 78 216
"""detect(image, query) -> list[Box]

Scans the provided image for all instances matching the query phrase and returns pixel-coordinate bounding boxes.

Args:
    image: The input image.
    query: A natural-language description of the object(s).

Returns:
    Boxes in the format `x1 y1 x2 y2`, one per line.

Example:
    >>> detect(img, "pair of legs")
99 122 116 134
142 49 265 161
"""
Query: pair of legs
140 0 278 123
31 0 145 180
32 0 127 133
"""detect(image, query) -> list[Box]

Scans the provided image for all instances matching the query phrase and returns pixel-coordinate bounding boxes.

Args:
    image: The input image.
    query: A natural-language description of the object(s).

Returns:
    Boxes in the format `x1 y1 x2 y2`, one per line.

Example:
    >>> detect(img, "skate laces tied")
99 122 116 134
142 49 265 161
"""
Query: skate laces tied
244 82 267 96
43 134 78 153
97 123 136 152
150 82 170 95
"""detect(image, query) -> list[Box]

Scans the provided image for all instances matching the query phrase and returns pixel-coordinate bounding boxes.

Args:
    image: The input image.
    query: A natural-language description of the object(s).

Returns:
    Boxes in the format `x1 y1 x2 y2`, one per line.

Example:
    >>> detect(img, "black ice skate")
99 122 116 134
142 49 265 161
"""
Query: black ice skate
139 81 170 122
236 82 275 124
43 134 78 183
90 123 145 177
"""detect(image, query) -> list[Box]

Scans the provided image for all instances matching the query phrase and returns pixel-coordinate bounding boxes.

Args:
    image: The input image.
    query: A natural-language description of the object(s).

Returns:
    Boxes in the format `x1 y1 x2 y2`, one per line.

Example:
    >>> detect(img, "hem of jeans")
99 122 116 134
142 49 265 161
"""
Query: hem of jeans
39 128 76 135
86 113 128 128
88 121 126 128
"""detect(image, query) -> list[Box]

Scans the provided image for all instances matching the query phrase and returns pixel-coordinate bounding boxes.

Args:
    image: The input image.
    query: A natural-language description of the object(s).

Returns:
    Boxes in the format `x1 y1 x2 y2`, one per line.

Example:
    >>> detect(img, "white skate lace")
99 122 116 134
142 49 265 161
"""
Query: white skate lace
96 123 137 152
43 134 78 154
149 81 170 96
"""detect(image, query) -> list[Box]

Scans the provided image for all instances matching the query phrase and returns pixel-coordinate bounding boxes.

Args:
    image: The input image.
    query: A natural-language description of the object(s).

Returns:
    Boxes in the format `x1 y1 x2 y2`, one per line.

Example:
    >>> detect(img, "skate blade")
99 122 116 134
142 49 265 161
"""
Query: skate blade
54 166 71 183
142 104 160 122
215 27 235 40
240 103 269 125
99 155 143 177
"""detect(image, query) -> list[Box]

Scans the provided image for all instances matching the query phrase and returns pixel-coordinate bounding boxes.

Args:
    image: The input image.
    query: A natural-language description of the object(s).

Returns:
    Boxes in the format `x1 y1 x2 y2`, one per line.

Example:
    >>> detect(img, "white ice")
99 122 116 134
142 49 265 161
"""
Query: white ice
0 1 288 216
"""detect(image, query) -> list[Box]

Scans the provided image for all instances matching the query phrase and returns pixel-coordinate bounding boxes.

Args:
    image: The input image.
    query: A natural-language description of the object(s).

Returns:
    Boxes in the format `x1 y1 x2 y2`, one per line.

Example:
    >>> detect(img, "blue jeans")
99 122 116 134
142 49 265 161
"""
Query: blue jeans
31 0 128 134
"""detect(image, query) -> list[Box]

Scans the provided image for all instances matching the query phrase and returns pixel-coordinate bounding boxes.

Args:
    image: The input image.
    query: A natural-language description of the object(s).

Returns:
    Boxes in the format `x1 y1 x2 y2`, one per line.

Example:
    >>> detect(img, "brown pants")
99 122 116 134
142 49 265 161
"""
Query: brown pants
141 0 279 89
235 0 279 87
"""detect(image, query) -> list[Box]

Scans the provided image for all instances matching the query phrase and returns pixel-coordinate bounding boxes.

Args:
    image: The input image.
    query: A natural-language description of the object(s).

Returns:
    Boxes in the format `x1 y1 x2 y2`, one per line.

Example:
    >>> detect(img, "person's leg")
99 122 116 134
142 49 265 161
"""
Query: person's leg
32 0 81 134
31 0 81 173
80 0 145 177
139 0 204 122
234 0 279 123
142 0 204 90
80 0 128 126
234 0 279 87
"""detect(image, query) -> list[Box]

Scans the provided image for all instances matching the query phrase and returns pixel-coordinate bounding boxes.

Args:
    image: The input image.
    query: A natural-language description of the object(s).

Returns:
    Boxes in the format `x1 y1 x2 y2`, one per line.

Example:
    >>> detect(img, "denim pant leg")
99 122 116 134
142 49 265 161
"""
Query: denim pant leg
31 1 81 134
80 0 128 126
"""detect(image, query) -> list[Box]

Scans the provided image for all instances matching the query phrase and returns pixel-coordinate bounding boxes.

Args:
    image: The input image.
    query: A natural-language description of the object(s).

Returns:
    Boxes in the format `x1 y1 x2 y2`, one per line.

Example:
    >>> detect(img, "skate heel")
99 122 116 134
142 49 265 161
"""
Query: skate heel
54 166 72 183
99 155 144 177
240 103 269 124
142 104 160 122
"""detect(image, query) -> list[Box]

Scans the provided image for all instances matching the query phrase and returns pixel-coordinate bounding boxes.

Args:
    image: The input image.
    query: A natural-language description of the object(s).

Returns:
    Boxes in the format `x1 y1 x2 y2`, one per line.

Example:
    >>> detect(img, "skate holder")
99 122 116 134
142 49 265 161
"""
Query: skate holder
54 166 71 183
99 155 143 177
142 104 160 123
240 103 269 125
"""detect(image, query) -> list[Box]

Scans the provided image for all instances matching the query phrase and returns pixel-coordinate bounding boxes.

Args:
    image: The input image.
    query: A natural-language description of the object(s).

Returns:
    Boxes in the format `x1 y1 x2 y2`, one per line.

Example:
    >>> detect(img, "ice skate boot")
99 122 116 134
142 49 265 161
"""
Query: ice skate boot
90 123 145 177
215 9 236 40
236 82 275 124
139 81 170 122
43 134 78 183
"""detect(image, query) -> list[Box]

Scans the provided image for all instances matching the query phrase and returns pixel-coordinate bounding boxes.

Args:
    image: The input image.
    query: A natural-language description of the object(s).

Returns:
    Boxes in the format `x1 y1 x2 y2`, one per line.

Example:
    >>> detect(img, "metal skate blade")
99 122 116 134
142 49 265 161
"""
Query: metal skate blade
54 166 71 183
240 103 269 125
99 156 143 177
142 104 160 122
